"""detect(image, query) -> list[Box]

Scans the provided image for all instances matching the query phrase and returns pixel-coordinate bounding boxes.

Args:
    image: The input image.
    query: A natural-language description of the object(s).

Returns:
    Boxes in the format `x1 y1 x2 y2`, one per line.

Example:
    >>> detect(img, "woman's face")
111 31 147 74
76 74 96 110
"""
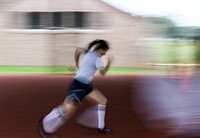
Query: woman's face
98 49 108 56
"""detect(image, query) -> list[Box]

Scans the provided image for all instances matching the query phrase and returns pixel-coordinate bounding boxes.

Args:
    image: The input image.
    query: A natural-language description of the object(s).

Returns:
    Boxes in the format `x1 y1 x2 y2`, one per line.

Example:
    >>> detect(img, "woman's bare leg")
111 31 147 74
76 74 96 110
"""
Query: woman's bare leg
42 96 78 133
85 89 107 105
84 89 111 133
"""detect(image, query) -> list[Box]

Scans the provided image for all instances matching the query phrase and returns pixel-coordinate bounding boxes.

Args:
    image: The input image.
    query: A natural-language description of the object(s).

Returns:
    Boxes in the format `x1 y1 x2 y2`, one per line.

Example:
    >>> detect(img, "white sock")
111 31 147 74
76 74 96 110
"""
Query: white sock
76 105 98 128
43 106 67 133
97 104 106 129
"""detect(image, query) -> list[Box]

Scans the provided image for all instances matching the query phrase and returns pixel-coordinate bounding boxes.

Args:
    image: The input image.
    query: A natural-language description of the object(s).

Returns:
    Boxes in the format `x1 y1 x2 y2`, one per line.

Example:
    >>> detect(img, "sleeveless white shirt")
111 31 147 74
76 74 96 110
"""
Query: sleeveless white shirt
75 51 103 84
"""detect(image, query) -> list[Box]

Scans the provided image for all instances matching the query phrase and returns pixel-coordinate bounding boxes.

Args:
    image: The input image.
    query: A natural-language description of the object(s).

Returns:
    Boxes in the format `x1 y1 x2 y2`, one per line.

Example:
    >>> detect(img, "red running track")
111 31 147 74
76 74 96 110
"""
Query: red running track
0 75 165 138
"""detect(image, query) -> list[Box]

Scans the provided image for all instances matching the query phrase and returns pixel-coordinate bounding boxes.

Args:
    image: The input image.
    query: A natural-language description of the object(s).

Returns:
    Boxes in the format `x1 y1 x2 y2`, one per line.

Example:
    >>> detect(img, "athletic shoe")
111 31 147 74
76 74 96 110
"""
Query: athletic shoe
98 126 112 134
37 117 58 138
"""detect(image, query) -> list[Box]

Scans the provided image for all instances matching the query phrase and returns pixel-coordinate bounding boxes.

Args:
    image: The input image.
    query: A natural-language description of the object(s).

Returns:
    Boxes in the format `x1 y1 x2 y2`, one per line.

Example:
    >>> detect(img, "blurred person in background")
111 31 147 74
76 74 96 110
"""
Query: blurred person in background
37 39 113 138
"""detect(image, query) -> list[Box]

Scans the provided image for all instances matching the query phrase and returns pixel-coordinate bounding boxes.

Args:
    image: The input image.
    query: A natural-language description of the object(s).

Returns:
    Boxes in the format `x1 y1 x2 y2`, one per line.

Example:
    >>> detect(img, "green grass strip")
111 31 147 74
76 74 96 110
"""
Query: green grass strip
0 66 168 75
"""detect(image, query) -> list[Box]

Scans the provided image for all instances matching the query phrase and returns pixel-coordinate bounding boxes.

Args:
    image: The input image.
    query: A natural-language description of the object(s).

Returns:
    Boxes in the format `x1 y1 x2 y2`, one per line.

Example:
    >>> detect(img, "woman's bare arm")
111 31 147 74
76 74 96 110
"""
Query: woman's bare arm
75 47 86 68
99 54 113 75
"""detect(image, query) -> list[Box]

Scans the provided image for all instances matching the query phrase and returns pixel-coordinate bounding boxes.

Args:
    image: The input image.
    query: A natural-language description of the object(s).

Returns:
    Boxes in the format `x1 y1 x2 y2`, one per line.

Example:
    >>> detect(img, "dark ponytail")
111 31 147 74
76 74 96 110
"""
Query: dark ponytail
86 39 109 52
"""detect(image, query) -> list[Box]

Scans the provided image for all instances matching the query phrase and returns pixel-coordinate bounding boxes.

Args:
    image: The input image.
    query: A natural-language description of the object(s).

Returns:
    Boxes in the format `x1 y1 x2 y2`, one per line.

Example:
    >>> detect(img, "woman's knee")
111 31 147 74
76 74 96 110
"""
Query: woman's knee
65 95 80 106
61 98 78 117
99 96 108 105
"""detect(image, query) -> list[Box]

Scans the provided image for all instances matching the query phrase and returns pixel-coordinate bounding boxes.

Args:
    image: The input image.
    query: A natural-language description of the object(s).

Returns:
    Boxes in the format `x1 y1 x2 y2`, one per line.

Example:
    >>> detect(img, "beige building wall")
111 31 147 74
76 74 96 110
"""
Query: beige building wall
0 0 159 67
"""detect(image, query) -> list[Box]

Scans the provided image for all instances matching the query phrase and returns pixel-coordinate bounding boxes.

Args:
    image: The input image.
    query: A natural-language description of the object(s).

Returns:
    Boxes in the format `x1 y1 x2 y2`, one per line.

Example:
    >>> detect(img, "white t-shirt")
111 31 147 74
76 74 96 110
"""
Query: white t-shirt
75 51 103 84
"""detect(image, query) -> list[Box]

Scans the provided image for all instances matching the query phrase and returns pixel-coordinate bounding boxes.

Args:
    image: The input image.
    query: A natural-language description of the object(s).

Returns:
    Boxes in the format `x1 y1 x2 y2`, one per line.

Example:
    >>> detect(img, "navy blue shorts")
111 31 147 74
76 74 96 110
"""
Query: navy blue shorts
66 79 93 104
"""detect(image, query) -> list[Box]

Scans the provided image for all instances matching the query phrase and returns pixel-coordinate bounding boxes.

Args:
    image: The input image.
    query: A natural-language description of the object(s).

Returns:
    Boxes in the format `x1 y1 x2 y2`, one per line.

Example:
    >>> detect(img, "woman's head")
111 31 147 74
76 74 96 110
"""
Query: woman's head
87 39 110 56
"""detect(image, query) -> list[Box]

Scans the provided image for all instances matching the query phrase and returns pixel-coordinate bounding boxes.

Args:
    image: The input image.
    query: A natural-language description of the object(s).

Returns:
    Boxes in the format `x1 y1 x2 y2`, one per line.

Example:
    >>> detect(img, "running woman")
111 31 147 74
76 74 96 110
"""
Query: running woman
38 39 113 138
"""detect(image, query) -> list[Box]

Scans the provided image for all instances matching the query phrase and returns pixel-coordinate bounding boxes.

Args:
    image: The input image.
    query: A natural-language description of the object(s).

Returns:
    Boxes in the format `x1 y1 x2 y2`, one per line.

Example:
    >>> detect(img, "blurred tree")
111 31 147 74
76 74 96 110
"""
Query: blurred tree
145 16 176 38
144 16 200 39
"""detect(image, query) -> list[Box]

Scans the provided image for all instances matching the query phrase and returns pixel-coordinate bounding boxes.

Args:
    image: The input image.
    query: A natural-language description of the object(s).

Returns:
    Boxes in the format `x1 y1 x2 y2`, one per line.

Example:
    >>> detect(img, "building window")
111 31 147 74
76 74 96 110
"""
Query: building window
40 12 51 29
75 12 84 28
25 12 104 30
53 12 62 27
29 12 40 29
62 12 74 28
62 12 87 28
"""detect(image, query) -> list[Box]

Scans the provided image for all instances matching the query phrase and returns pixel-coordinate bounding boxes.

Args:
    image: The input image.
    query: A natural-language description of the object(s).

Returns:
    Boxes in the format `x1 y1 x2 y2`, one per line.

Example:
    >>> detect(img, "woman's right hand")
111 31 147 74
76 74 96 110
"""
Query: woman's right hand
107 54 114 64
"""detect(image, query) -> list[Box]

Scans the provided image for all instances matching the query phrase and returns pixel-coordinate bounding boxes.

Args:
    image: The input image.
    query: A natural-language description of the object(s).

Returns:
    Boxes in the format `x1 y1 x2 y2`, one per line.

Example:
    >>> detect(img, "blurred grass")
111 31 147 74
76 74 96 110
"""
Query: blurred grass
149 40 196 63
0 66 166 75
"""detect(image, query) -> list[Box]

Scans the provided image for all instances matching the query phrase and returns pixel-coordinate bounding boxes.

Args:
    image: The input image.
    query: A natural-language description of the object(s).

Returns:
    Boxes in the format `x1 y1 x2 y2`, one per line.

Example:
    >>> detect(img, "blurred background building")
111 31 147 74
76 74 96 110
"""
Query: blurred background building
0 0 164 67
